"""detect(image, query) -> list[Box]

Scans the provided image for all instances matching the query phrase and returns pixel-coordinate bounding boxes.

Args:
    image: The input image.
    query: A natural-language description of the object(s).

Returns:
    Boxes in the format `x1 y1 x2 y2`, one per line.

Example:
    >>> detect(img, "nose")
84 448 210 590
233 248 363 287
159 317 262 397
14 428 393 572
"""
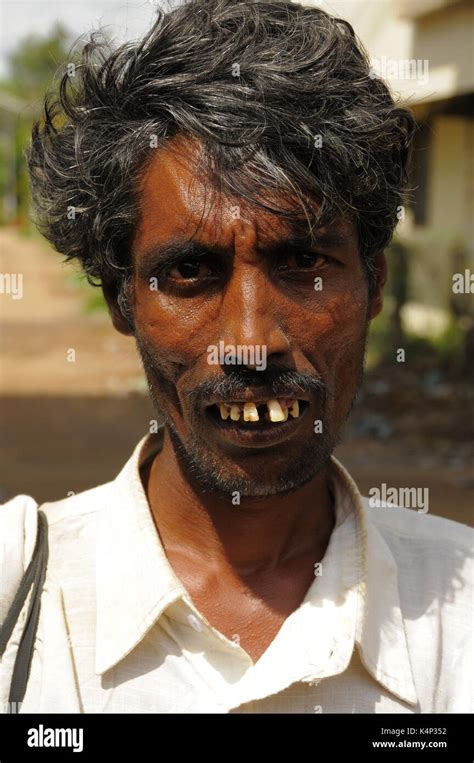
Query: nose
218 261 291 370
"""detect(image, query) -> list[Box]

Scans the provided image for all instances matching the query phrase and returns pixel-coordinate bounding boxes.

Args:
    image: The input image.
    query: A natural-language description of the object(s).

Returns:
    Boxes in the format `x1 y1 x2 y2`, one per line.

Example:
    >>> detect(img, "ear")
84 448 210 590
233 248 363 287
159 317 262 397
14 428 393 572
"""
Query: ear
101 276 135 336
368 251 387 320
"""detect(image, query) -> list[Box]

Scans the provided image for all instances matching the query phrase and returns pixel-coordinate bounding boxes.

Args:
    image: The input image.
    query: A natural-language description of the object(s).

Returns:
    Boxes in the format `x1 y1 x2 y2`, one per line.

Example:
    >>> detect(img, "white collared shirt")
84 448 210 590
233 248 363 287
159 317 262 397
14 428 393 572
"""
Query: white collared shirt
0 430 472 713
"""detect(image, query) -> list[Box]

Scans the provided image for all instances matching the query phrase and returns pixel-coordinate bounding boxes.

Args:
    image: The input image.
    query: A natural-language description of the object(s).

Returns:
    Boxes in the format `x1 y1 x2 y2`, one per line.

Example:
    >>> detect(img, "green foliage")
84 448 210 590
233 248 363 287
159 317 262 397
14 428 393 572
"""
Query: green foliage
65 272 107 314
432 318 465 366
0 23 75 224
368 303 466 374
85 290 108 314
4 23 73 101
367 300 393 368
386 238 409 306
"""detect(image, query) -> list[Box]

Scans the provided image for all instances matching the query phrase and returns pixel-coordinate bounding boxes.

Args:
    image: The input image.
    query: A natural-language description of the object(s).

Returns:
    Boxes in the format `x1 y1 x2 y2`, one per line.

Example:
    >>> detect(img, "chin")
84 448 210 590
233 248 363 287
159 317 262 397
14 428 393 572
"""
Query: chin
168 424 332 498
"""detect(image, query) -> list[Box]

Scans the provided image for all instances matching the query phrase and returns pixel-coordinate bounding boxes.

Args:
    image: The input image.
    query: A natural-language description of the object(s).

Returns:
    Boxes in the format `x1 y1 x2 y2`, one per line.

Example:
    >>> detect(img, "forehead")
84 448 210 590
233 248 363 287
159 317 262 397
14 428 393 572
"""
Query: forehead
132 134 355 256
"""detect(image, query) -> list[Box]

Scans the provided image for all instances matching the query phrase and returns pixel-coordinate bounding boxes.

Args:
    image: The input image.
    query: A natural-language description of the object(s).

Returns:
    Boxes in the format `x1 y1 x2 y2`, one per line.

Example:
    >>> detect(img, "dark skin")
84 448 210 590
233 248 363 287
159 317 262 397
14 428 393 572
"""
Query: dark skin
104 135 387 663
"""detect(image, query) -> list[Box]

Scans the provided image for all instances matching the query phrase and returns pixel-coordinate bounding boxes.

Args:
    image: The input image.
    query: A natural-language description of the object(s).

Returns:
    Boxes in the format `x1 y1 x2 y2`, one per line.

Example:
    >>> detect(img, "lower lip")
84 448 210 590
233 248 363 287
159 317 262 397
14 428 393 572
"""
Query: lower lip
204 402 309 449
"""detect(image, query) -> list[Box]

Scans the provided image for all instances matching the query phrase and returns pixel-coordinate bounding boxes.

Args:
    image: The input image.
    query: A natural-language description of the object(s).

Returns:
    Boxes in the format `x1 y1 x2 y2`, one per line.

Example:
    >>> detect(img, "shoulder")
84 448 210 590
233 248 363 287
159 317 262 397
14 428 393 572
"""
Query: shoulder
0 494 40 624
0 493 39 568
363 496 473 612
38 481 113 528
362 498 473 711
363 495 472 550
363 496 473 559
0 482 113 606
1 481 113 537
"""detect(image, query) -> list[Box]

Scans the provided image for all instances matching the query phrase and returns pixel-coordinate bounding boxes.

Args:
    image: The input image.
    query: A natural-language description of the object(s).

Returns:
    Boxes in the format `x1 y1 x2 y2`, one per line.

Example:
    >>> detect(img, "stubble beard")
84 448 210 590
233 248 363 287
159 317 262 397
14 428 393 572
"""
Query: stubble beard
135 333 367 499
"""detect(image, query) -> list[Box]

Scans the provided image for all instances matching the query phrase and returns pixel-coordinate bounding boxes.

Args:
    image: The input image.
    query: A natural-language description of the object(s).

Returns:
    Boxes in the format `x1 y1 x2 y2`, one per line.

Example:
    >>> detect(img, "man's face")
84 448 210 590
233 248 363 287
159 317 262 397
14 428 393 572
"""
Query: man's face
121 136 383 497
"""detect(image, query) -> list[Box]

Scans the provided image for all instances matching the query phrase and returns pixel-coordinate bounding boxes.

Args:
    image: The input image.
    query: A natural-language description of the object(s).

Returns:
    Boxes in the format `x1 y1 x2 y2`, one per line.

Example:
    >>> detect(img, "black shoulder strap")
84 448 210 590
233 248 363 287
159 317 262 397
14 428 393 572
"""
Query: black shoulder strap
0 509 49 712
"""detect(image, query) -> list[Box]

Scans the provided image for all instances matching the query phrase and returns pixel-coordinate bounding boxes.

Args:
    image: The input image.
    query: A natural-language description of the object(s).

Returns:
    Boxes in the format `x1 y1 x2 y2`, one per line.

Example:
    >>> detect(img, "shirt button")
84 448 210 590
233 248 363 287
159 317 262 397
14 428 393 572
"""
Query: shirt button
187 613 204 632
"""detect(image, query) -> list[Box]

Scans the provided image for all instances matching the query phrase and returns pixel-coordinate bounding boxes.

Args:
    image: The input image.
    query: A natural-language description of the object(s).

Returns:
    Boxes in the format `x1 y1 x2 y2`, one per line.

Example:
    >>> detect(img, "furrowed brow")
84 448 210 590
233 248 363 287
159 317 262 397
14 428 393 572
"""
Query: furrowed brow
135 228 349 278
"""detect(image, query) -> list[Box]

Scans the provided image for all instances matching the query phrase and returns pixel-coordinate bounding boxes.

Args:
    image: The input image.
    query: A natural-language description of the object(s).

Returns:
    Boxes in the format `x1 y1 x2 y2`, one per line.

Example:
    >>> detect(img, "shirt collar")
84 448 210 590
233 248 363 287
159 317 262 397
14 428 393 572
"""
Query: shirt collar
95 427 418 706
95 428 186 675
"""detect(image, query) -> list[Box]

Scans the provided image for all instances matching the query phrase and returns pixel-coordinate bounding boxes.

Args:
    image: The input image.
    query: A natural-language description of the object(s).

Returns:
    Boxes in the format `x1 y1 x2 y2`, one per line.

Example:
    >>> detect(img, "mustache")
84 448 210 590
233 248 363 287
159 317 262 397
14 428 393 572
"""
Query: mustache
186 366 326 408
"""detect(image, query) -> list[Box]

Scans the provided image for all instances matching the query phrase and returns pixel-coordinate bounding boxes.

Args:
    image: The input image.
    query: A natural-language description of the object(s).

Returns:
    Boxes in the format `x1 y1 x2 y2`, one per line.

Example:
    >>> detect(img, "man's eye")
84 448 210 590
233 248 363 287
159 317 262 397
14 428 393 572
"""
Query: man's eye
281 251 327 270
168 257 212 280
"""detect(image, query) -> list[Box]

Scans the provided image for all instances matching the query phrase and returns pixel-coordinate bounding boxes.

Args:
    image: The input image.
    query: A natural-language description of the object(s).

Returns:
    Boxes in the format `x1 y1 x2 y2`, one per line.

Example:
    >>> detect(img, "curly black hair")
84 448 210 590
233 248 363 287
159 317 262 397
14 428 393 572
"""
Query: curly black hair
27 0 416 323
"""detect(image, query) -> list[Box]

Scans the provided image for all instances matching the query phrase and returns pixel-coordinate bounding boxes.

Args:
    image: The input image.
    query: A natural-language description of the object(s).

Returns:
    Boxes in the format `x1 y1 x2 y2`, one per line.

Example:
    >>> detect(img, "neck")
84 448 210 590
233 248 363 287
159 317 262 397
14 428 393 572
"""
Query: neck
143 428 335 576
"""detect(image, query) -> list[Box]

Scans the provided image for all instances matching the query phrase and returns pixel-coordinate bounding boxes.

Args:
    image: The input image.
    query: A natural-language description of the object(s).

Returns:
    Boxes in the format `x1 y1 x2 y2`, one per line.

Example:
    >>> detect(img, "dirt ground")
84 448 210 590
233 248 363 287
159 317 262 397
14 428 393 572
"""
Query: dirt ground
1 228 472 526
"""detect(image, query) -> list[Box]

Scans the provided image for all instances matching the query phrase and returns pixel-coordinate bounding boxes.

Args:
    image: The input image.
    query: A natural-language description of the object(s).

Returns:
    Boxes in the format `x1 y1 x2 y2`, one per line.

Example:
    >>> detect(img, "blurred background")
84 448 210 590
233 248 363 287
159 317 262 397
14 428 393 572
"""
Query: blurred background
0 0 472 524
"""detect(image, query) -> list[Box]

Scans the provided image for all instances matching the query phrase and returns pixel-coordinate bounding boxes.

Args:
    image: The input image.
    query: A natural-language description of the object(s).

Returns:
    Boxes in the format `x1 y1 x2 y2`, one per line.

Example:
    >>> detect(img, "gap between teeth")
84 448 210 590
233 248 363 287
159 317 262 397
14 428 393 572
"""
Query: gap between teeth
218 399 300 423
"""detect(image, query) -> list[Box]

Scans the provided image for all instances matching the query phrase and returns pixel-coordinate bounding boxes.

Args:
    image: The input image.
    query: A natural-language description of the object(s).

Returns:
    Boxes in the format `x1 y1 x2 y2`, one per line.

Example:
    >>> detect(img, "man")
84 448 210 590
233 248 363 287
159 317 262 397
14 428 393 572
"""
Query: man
0 0 472 714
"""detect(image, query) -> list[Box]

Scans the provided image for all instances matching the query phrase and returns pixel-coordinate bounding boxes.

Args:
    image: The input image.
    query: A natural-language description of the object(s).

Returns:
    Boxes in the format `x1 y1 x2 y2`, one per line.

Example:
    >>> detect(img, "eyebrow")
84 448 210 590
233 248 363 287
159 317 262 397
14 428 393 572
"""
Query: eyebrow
259 230 349 258
136 229 349 278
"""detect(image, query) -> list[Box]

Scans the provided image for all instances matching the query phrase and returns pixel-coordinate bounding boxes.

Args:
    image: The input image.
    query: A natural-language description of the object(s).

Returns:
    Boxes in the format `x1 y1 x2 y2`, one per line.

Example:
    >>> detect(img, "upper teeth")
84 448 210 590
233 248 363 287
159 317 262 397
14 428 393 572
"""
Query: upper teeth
267 399 287 422
218 399 300 423
244 402 259 421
